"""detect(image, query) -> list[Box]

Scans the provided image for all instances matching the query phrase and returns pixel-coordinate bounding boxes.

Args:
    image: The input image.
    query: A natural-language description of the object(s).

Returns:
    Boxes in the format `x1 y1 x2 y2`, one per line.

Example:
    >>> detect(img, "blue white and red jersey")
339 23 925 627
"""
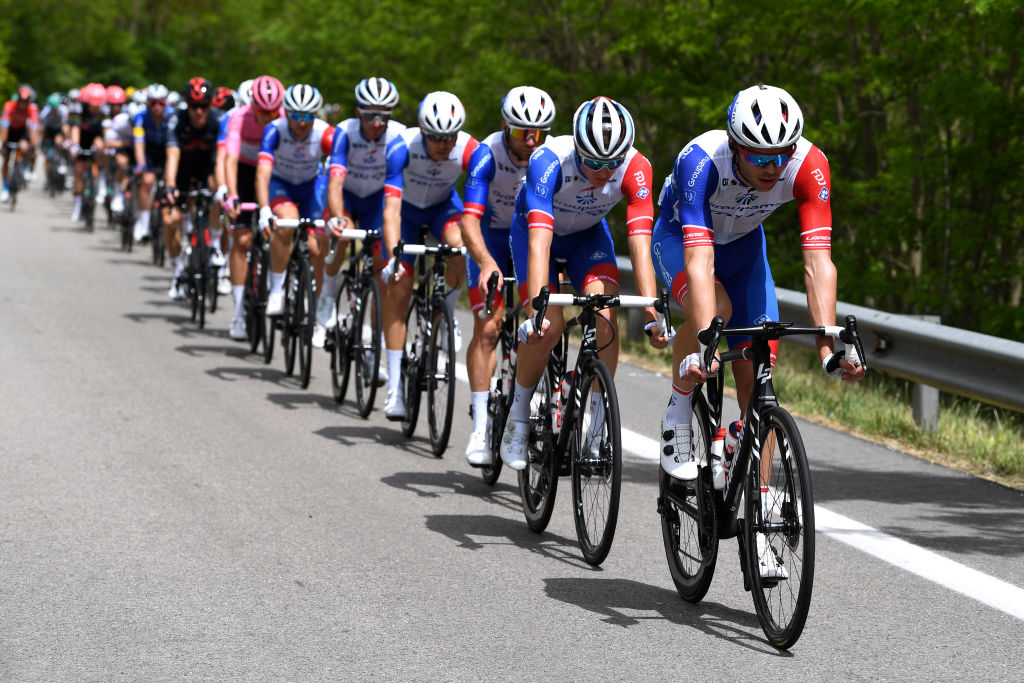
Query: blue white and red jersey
657 130 832 250
257 118 334 185
384 128 479 209
327 118 407 197
215 106 236 152
516 135 654 236
462 130 528 231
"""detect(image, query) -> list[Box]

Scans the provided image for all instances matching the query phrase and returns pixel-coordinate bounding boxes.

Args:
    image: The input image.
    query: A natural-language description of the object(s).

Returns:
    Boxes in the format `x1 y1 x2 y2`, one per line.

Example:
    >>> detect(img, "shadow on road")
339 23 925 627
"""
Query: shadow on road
542 577 786 654
380 469 519 506
316 424 437 459
266 392 339 411
175 344 249 360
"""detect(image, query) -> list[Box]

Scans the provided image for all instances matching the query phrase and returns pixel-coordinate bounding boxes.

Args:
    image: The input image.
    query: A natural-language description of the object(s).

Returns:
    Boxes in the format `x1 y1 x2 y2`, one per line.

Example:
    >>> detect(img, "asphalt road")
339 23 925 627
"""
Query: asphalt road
2 181 1023 680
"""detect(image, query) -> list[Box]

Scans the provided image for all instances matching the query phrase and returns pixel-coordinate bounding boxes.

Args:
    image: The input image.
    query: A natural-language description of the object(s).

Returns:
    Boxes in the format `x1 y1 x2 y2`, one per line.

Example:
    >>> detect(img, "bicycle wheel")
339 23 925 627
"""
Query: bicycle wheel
570 359 622 566
296 263 315 389
151 207 164 266
517 364 558 532
195 233 209 330
282 267 298 377
331 273 355 403
354 276 382 418
400 299 424 438
426 302 456 456
481 336 512 485
660 390 719 603
743 406 815 650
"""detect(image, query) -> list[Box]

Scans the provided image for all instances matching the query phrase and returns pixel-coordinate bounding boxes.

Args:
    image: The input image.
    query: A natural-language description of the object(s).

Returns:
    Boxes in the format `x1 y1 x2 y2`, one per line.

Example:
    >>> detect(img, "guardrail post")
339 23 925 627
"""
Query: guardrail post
910 315 941 432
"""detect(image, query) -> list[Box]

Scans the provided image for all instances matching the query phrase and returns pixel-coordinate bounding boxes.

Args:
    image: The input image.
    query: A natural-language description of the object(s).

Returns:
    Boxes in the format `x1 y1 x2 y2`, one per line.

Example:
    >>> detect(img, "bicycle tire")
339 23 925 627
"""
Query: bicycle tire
400 299 423 438
481 334 513 485
282 266 298 377
151 207 164 266
570 359 622 566
426 302 456 456
331 273 355 403
354 276 382 418
244 242 263 354
743 405 815 650
297 263 315 389
195 230 209 330
517 364 558 532
660 390 719 603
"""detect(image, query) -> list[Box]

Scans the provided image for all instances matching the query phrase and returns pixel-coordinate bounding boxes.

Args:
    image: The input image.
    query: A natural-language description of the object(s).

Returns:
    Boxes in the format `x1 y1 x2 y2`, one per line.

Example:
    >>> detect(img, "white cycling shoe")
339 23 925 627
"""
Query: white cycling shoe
265 290 284 316
110 193 125 214
210 247 226 268
217 276 231 295
316 295 336 330
312 323 327 349
168 280 184 301
465 429 491 467
757 534 789 581
660 416 698 480
500 418 530 470
384 388 406 421
229 315 248 341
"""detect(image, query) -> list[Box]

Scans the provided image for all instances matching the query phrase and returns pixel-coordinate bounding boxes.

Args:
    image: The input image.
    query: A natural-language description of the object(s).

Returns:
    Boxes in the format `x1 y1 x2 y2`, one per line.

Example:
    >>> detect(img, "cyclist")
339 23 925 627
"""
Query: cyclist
223 75 284 341
256 84 335 324
378 91 477 420
68 83 107 221
651 82 864 489
163 78 221 299
102 84 132 213
40 92 68 189
132 84 170 242
1 85 40 202
498 96 670 470
460 85 555 466
322 77 406 355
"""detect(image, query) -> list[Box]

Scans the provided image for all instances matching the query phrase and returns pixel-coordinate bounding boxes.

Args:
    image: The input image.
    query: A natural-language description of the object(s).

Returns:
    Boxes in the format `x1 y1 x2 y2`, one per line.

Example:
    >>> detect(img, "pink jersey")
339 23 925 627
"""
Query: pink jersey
224 104 283 166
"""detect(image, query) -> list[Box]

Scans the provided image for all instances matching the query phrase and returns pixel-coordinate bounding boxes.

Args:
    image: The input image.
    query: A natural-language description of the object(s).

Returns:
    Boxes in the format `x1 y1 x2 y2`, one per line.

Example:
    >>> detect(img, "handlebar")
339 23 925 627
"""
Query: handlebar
274 218 325 229
699 315 868 371
325 228 373 265
383 240 466 278
483 271 501 317
530 286 673 342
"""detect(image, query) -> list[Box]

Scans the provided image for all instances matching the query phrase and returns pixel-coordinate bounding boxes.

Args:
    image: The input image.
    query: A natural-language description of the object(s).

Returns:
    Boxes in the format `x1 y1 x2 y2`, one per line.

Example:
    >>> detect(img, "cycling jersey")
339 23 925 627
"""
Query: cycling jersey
656 130 832 250
516 135 654 237
132 108 169 169
384 128 478 209
215 107 234 152
104 111 133 148
1 101 39 130
463 130 527 231
225 105 284 167
76 111 105 150
39 104 66 133
327 118 407 197
166 110 220 186
257 118 333 185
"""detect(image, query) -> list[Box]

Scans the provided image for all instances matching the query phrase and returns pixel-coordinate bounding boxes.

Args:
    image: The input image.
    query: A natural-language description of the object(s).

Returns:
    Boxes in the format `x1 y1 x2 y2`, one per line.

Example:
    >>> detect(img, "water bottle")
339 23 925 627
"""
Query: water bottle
551 370 574 435
724 420 743 462
710 427 727 490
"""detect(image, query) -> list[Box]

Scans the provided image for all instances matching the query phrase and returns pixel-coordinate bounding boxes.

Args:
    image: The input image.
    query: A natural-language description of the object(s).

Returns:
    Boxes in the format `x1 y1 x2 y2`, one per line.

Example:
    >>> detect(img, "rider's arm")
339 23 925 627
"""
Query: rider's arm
132 112 146 169
674 145 720 337
620 153 658 319
255 121 279 208
326 126 348 219
381 135 408 254
255 162 272 208
521 149 560 314
164 146 180 189
460 144 497 279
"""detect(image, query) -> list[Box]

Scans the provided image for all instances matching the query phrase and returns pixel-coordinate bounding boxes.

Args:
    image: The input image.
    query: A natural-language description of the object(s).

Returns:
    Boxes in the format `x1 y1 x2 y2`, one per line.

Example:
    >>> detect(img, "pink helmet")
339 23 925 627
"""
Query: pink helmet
250 75 284 112
83 83 107 107
106 85 126 105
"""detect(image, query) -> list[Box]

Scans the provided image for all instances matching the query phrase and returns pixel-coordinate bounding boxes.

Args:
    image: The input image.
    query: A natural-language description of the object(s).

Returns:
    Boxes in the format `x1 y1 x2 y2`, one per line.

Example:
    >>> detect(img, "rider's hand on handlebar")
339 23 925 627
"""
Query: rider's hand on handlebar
380 257 403 282
258 205 275 234
328 215 348 238
213 184 228 204
478 263 501 301
822 350 865 382
679 350 720 383
644 311 673 350
517 316 549 344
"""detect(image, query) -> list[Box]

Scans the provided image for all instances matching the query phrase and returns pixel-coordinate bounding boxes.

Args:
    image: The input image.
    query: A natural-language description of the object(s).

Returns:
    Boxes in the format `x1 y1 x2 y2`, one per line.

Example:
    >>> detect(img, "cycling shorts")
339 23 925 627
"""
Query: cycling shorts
510 213 619 305
6 127 28 146
175 161 214 196
144 145 166 173
467 228 512 314
231 162 257 229
651 215 779 355
396 191 463 272
269 174 328 236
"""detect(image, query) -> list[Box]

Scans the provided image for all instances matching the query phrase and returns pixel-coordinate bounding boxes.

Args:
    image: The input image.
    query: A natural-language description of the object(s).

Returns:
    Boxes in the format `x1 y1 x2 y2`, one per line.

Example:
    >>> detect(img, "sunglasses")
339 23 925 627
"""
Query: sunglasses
149 99 166 107
507 126 548 143
424 132 457 144
579 155 624 171
189 103 210 111
253 107 276 118
359 110 392 123
288 112 315 123
738 145 795 168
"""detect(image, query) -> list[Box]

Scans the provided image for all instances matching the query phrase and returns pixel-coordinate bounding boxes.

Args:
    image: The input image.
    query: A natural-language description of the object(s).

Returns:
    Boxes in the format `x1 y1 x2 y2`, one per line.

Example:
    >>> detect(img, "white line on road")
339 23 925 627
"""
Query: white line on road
454 360 1024 623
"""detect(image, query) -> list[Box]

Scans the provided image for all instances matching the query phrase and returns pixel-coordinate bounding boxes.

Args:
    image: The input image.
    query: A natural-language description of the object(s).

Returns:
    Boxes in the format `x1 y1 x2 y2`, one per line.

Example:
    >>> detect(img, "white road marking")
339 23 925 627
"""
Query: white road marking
454 360 1024 622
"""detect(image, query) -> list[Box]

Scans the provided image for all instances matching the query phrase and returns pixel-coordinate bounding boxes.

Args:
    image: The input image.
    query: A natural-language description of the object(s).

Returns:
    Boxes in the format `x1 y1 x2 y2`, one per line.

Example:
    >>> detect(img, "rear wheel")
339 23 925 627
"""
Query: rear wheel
331 274 355 403
744 406 815 650
244 241 265 354
426 302 456 456
481 336 513 486
354 276 382 418
400 299 423 438
296 262 315 389
282 266 298 377
517 365 558 532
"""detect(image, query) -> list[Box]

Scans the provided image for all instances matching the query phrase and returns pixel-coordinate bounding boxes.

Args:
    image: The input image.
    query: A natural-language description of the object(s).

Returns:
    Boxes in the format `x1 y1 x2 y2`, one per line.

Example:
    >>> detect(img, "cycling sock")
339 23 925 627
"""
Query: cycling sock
270 271 285 294
664 384 695 426
73 195 82 211
387 349 403 394
509 380 537 422
445 286 460 315
232 285 244 317
471 391 489 433
321 273 336 297
210 228 223 249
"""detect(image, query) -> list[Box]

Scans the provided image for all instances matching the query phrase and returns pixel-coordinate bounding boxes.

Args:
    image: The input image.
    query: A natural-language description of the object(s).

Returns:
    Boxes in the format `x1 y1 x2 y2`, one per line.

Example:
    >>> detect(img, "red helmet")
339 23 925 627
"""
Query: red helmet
183 77 214 106
106 85 126 105
16 85 34 102
211 86 234 110
82 83 106 107
250 75 284 112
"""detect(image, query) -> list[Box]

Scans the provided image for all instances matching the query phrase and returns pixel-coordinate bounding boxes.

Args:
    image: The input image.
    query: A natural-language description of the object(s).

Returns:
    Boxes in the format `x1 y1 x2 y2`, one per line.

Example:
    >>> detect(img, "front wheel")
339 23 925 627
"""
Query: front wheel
481 338 513 486
744 406 815 650
282 267 298 377
517 365 558 532
400 299 424 438
296 263 315 389
354 276 382 418
570 359 622 566
331 274 355 403
426 302 456 456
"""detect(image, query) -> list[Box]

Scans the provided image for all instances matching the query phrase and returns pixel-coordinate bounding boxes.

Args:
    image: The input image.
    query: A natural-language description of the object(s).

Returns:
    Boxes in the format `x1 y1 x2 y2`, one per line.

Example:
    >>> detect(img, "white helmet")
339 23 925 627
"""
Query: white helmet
572 96 634 161
146 83 168 101
237 79 254 107
418 91 465 136
167 91 183 110
501 86 555 129
355 77 399 109
132 88 147 105
727 84 803 150
284 84 323 115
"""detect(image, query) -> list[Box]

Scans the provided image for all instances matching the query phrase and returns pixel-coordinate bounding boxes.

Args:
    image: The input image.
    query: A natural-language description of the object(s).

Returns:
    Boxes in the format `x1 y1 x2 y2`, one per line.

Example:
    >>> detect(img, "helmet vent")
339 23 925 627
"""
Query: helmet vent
751 101 762 125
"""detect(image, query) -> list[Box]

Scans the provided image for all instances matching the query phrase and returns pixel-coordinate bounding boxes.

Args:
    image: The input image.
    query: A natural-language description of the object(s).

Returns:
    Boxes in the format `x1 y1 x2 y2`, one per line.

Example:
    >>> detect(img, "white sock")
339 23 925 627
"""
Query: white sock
471 391 489 433
445 286 460 315
183 216 193 235
232 285 244 317
74 195 82 211
171 256 182 276
138 210 150 230
321 272 336 297
270 271 285 294
664 384 695 426
387 349 403 394
210 228 223 248
509 380 537 422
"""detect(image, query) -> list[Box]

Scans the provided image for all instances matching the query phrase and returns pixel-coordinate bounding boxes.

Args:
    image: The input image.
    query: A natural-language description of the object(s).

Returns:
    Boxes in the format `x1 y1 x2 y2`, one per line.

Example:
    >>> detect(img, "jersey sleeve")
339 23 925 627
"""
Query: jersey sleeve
619 153 655 237
215 111 231 150
27 105 39 129
460 136 480 172
320 124 335 156
523 148 560 231
165 114 180 147
792 145 833 250
225 109 245 156
133 112 146 142
673 145 719 248
328 127 349 179
462 144 495 218
257 122 279 167
1 102 12 126
384 136 408 199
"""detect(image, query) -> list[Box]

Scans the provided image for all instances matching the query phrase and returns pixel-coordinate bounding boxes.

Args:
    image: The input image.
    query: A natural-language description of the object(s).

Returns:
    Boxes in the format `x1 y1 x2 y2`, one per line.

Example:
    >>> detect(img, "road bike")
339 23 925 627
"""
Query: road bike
175 187 218 329
658 314 866 649
77 150 98 232
149 172 166 267
234 202 270 357
271 218 319 389
4 142 31 211
521 286 672 566
118 173 138 252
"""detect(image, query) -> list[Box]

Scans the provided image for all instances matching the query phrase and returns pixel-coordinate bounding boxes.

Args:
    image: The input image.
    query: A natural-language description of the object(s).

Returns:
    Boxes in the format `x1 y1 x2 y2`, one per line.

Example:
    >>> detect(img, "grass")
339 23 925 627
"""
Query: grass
616 319 1024 490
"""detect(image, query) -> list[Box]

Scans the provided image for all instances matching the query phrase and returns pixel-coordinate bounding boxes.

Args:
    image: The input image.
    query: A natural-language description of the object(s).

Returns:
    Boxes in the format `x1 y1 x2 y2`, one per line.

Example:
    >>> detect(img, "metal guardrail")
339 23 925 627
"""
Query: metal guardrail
615 256 1024 415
